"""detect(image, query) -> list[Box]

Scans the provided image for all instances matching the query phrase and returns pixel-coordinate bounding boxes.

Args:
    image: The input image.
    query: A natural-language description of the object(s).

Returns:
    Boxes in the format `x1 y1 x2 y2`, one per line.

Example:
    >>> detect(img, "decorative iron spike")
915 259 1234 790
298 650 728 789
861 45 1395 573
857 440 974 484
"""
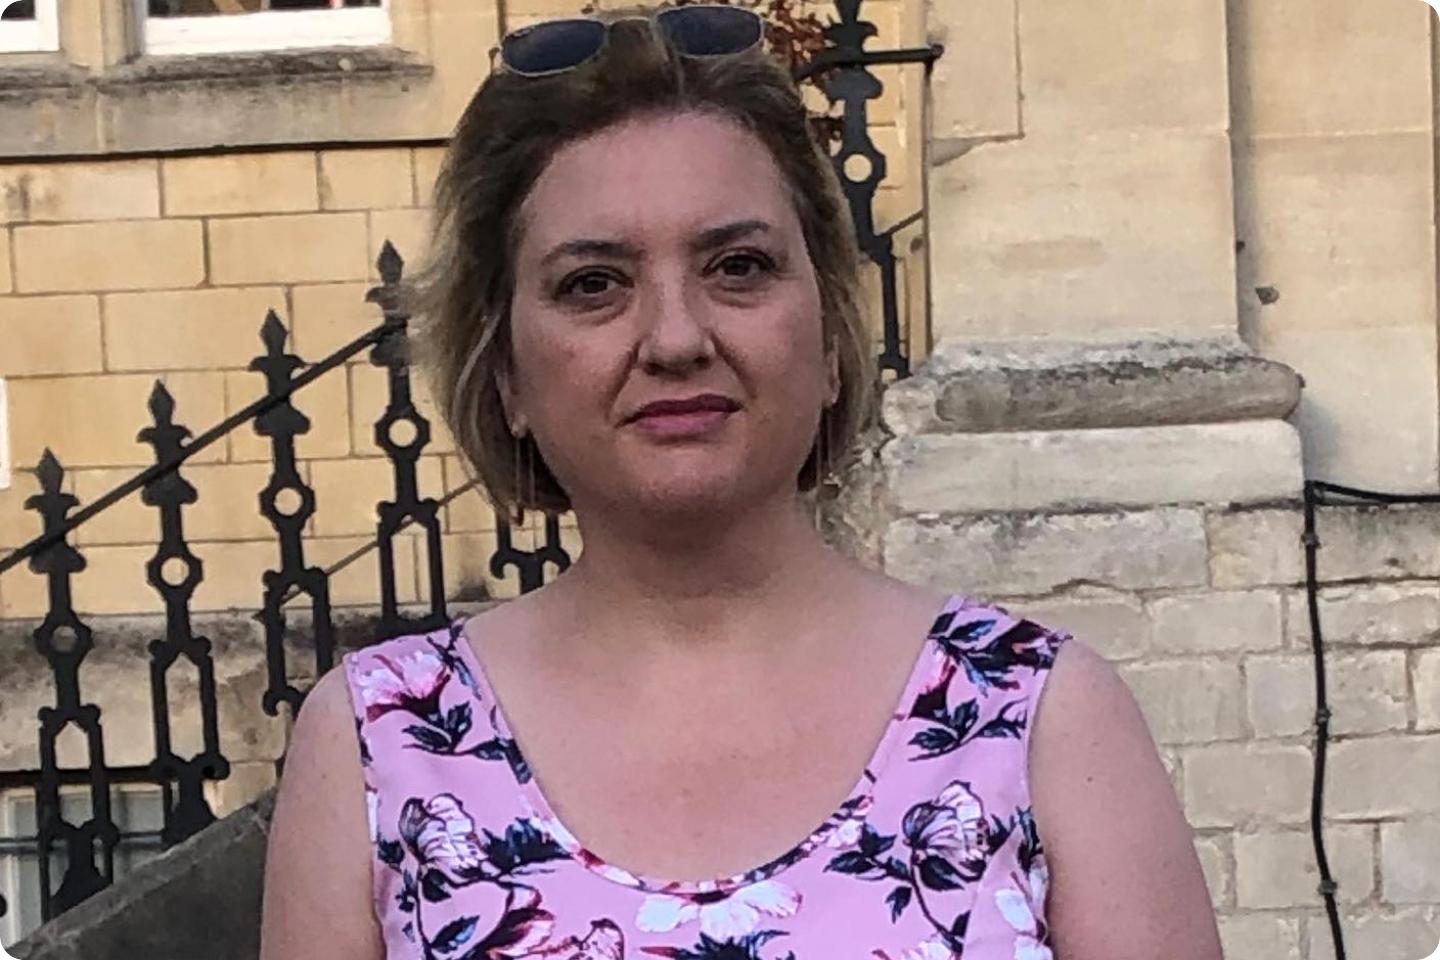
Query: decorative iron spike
37 448 63 492
260 309 288 355
148 381 176 424
377 239 404 286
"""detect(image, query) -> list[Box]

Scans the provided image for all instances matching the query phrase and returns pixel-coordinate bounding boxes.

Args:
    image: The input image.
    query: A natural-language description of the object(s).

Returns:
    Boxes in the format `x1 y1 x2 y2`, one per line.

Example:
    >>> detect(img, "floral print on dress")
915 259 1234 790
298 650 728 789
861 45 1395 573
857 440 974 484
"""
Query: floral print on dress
343 596 1070 959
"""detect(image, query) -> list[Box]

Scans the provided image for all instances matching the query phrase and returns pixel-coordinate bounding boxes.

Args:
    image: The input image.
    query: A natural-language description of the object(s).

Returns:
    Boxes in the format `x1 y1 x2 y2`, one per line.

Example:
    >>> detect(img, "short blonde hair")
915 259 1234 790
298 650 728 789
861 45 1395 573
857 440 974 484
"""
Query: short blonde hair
414 13 876 517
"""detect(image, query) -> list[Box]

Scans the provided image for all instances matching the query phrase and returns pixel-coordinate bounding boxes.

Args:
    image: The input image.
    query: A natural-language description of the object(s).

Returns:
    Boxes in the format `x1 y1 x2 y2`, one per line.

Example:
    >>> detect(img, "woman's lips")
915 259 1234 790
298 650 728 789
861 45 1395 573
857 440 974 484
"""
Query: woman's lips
628 409 734 438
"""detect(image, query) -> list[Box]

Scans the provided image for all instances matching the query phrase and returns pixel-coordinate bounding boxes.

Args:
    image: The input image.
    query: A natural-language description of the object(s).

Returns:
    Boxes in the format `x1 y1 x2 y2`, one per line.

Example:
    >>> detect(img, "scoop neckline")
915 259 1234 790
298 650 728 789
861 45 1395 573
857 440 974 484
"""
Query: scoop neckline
447 592 962 896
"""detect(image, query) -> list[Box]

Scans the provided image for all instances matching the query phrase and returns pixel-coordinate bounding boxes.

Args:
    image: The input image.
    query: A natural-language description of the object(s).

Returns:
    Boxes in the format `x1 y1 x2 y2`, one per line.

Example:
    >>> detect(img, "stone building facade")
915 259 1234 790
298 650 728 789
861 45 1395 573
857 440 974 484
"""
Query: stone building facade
2 0 1440 958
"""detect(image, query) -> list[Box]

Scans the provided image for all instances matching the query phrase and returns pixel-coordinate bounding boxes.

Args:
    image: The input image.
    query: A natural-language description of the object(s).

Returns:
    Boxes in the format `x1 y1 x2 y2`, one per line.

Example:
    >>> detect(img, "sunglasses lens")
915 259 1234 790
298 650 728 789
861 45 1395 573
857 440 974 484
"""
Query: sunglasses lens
501 19 607 75
657 5 764 56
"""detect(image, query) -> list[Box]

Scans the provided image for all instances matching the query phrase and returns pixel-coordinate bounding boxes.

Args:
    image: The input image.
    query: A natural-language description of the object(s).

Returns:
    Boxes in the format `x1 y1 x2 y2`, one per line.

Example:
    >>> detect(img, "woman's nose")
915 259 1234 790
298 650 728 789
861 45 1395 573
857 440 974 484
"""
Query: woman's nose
635 278 715 373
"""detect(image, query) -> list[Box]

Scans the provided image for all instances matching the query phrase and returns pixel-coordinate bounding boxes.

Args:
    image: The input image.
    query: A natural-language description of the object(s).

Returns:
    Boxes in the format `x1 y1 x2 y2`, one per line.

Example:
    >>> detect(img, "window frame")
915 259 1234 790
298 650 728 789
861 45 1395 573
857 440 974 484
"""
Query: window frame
0 0 60 54
137 0 391 57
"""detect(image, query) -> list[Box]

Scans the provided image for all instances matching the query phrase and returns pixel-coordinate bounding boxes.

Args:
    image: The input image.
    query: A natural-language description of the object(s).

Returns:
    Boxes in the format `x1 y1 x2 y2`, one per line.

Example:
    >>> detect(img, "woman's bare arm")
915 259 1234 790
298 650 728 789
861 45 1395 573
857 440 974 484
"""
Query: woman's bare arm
1030 639 1223 960
260 667 384 960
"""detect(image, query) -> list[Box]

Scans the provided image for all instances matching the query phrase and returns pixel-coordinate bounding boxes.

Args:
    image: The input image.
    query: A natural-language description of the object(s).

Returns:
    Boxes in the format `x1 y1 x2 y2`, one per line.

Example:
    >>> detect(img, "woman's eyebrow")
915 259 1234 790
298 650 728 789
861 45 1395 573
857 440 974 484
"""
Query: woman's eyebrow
540 238 642 267
689 219 773 254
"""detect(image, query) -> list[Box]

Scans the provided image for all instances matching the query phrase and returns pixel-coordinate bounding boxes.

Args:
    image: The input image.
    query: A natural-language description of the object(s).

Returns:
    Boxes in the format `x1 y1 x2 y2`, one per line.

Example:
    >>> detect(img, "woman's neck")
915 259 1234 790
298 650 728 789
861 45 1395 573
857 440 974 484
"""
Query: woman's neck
547 492 862 652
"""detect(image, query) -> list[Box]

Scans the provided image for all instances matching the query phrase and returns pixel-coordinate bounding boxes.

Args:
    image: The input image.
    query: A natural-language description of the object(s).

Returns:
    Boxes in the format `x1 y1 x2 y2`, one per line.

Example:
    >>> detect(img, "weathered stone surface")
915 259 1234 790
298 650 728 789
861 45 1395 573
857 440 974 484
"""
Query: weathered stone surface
1305 906 1440 960
1192 833 1232 911
1286 583 1440 649
1207 507 1306 588
1119 660 1245 745
1016 590 1150 661
885 422 1302 514
1416 650 1440 731
1310 505 1440 583
1181 743 1312 828
1380 817 1440 905
884 509 1209 597
1148 591 1284 655
878 374 942 437
923 337 1301 432
1217 912 1302 960
1326 735 1440 820
13 793 274 960
1246 652 1410 739
1234 826 1374 908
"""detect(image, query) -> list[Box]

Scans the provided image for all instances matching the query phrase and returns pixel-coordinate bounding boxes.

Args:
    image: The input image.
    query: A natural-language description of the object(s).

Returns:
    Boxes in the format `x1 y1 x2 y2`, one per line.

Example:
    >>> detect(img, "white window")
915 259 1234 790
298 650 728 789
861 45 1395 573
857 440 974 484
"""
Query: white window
139 0 391 57
0 786 165 946
0 0 60 54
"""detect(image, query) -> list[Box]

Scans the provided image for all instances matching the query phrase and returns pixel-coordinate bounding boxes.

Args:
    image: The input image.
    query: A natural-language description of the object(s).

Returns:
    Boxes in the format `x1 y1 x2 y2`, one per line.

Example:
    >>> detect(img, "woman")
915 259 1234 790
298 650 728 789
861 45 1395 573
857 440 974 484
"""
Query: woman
260 7 1222 959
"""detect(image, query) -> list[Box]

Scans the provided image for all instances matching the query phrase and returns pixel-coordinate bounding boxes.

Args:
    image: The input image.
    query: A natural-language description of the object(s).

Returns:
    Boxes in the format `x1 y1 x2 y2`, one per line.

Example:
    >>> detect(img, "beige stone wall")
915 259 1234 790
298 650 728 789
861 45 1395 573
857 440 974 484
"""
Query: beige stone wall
925 0 1440 491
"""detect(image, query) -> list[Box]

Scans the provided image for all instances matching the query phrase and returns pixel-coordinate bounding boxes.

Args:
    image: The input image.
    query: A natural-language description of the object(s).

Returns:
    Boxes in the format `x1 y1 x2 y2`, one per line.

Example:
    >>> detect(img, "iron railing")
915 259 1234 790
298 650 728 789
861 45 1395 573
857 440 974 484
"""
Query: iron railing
0 0 941 933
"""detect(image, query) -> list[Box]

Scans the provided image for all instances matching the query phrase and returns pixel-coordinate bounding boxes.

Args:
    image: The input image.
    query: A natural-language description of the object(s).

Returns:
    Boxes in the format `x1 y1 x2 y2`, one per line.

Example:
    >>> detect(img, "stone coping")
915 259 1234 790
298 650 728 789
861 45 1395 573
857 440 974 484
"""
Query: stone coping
883 335 1304 435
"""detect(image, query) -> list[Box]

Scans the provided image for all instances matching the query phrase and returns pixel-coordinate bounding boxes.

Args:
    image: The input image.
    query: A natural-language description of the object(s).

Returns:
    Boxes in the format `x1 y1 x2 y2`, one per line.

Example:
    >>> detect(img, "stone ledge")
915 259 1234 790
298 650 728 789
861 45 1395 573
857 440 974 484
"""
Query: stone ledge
884 420 1303 514
13 792 275 960
883 335 1303 436
0 47 441 158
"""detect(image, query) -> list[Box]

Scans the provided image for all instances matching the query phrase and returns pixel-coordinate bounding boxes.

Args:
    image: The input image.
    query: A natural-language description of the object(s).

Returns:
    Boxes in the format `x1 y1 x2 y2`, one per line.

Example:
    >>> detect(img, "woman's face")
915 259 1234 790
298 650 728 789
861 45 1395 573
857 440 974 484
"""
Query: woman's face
504 110 835 521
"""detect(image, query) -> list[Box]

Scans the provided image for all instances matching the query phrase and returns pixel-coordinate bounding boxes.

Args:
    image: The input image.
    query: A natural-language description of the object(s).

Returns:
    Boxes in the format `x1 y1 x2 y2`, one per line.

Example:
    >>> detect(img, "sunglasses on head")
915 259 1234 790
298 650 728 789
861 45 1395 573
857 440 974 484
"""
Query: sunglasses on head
498 4 766 78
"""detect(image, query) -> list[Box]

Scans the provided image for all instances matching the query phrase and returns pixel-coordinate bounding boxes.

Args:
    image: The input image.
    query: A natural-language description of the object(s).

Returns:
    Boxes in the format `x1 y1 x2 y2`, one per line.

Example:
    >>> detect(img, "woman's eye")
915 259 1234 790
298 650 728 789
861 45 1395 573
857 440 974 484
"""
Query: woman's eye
713 252 775 282
558 271 622 299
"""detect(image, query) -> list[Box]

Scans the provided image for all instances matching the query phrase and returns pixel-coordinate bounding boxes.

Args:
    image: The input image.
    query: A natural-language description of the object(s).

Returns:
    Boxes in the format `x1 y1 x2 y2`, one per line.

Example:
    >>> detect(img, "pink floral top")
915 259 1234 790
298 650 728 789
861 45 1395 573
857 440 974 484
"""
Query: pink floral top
342 594 1069 960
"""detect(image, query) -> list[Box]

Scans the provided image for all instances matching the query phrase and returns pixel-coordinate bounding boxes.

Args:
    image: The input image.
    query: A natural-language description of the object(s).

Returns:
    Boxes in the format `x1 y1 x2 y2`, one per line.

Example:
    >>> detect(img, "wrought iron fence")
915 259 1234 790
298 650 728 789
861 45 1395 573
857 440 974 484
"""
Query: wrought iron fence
0 2 942 935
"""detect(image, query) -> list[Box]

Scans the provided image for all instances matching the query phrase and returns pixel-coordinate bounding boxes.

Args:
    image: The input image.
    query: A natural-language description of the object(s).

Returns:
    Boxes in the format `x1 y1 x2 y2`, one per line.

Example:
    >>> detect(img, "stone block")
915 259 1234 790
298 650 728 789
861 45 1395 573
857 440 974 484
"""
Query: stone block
1259 325 1440 493
1192 833 1232 911
413 146 446 206
319 147 414 211
1119 660 1244 745
929 133 1237 340
1306 907 1440 960
13 792 272 960
1229 0 1431 138
1149 591 1284 655
1 228 11 291
927 0 1019 140
1234 825 1374 908
1380 818 1440 905
878 375 942 437
1247 652 1410 740
1310 507 1440 582
883 509 1209 597
0 468 54 549
1288 584 1440 648
73 463 278 546
289 282 383 362
1181 743 1312 828
102 287 286 373
441 454 500 534
188 540 274 613
1327 735 1440 820
0 295 104 376
0 159 160 223
162 151 319 217
368 207 433 276
208 212 368 286
310 534 421 607
929 338 1302 433
7 372 227 469
13 220 205 293
208 761 278 820
350 362 455 456
1237 134 1434 338
1018 0 1227 135
1416 650 1440 731
308 456 444 538
225 368 352 463
885 422 1302 514
1217 913 1302 960
441 530 528 602
1016 591 1149 662
1208 508 1306 589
